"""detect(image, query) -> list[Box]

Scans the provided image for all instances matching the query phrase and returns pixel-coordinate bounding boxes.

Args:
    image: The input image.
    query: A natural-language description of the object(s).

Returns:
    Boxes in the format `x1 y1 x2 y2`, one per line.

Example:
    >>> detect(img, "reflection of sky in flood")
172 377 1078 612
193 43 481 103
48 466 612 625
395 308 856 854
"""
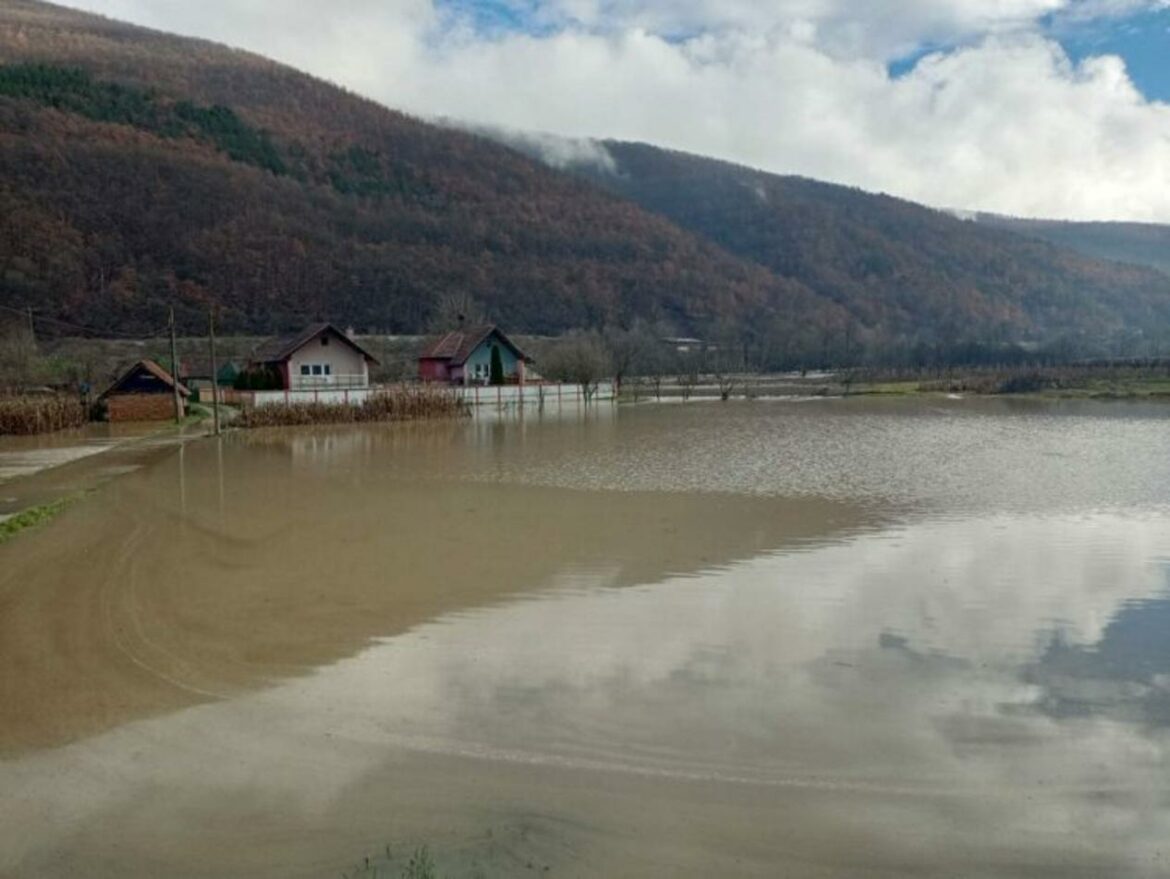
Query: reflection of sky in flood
7 399 1170 876
6 510 1170 875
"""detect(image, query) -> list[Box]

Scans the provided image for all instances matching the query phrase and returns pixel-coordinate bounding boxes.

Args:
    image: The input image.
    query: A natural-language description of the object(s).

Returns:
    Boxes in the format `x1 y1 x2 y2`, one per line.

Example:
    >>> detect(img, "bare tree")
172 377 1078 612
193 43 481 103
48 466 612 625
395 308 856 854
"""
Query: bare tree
714 370 736 401
710 324 746 401
0 318 44 394
428 292 486 332
676 348 700 402
639 334 673 401
541 332 613 402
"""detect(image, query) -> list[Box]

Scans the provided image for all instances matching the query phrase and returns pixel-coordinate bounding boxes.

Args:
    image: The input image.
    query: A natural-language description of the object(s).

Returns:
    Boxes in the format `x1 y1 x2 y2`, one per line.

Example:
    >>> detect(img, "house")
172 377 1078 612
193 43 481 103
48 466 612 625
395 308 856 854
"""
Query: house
418 325 533 385
249 323 379 390
661 337 706 354
181 359 241 394
101 359 190 422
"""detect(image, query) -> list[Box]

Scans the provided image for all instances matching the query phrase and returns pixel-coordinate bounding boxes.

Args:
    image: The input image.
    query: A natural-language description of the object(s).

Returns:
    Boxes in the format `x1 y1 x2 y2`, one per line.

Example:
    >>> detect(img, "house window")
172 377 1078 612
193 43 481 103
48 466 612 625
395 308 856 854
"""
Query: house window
312 365 323 376
300 365 311 376
324 364 332 376
321 336 329 346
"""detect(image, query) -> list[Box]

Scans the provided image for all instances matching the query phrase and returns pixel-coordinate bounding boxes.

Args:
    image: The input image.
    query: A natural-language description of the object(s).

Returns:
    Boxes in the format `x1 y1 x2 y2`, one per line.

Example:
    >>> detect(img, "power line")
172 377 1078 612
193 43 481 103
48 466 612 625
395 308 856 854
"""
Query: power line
0 302 169 340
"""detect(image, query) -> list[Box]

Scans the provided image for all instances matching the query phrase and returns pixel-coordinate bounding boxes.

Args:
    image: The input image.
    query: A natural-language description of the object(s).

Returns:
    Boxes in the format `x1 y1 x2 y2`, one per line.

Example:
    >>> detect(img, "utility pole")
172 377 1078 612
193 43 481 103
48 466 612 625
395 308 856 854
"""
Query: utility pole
208 306 221 436
169 307 182 424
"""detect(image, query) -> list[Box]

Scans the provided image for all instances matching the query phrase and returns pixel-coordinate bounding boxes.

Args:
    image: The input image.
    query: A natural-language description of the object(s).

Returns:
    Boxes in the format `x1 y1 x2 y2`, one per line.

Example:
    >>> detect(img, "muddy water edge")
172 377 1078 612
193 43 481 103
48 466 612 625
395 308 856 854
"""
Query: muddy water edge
3 399 1170 877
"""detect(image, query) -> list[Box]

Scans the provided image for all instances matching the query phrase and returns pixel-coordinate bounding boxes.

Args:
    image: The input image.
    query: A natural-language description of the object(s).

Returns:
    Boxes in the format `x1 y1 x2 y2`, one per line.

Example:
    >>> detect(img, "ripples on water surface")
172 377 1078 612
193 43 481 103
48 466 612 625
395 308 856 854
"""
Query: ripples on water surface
2 398 1170 877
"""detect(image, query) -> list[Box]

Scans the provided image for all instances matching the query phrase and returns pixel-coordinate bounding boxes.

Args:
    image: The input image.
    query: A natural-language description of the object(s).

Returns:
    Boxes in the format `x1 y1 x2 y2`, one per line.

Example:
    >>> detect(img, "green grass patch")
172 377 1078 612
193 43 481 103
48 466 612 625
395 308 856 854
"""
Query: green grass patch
0 495 82 545
852 381 925 396
342 845 443 879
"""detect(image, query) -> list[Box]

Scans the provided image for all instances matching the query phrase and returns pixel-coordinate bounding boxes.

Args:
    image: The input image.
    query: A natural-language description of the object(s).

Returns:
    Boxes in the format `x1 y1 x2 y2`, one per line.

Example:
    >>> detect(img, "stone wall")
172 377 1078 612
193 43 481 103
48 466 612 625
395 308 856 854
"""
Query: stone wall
106 394 183 422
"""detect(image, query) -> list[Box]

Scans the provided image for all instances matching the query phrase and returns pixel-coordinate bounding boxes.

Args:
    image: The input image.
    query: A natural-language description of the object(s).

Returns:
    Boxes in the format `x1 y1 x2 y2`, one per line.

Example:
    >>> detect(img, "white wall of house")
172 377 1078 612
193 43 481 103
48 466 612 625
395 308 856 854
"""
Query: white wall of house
288 336 369 389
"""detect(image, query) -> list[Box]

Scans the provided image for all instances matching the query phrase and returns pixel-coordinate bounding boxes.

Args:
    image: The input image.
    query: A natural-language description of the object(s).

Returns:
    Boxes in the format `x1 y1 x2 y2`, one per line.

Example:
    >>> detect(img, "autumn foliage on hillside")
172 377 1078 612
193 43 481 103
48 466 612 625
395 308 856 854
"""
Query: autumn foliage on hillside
574 142 1170 358
0 0 836 348
2 0 1170 366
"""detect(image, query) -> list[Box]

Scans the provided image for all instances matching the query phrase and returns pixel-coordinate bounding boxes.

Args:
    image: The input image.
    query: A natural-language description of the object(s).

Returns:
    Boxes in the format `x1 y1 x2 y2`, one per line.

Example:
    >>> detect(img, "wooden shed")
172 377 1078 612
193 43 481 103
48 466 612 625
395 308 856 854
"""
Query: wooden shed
101 360 190 422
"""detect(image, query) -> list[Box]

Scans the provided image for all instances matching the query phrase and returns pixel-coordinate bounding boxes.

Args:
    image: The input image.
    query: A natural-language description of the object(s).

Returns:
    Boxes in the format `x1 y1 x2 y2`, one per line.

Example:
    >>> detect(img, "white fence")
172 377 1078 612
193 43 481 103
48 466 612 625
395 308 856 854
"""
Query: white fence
222 382 615 410
224 388 375 408
454 382 616 409
289 374 368 391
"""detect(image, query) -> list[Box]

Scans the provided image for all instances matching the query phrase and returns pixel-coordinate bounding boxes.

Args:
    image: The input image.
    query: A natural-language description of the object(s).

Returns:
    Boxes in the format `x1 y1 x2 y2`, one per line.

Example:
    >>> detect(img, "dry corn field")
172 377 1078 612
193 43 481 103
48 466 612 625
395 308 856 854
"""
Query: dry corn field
0 396 87 436
237 386 468 428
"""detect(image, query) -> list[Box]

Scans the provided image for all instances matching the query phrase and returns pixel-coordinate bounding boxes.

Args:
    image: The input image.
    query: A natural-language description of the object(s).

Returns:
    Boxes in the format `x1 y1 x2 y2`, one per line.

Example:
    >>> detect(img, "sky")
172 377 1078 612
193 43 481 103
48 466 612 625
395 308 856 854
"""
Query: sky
60 0 1170 222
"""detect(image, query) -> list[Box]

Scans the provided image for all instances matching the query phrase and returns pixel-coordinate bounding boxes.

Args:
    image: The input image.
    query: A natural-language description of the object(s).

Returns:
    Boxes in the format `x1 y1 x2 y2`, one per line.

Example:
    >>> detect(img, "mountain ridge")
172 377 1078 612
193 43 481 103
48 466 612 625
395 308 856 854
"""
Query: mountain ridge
1 0 838 346
553 139 1170 357
973 213 1170 277
2 0 1169 364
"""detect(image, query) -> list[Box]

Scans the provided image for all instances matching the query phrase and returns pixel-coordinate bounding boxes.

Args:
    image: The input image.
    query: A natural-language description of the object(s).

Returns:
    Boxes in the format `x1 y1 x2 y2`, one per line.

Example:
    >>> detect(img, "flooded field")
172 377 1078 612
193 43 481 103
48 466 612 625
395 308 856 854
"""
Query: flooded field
3 398 1170 877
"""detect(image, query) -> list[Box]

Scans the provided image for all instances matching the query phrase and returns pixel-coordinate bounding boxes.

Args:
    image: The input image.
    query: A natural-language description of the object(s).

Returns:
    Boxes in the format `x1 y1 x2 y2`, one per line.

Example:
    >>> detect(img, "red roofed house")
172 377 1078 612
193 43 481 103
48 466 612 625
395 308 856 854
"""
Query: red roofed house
101 359 190 422
418 325 532 386
250 323 380 390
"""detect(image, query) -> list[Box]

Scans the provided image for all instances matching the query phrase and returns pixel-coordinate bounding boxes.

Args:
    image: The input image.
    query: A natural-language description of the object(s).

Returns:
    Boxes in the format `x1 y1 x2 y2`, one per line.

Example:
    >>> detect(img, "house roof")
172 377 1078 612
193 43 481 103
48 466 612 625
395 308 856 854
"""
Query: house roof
181 359 241 379
252 322 380 365
102 359 191 398
418 325 532 366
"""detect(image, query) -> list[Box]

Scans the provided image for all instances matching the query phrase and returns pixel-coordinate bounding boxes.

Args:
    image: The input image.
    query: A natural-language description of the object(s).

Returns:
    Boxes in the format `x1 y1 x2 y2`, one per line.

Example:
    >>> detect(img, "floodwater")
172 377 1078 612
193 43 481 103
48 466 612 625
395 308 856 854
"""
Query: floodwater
0 422 191 517
3 398 1170 877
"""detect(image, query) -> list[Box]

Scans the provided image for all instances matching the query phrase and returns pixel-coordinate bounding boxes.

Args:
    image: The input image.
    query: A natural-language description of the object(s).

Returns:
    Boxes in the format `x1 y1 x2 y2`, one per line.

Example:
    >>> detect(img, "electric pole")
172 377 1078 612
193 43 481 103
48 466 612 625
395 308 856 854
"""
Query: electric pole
208 306 221 436
169 307 182 424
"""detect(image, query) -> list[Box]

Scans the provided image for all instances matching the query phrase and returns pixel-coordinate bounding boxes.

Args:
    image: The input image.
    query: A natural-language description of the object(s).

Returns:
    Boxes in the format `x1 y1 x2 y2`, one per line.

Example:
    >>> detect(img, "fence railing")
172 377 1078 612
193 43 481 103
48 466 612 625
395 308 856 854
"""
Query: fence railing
453 381 616 407
220 382 616 410
289 374 368 391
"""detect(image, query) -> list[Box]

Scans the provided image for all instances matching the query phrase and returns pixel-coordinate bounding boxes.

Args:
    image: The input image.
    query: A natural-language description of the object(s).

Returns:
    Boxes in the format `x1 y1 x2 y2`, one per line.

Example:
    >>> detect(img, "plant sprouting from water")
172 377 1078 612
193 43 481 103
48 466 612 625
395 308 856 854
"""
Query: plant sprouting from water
342 844 441 879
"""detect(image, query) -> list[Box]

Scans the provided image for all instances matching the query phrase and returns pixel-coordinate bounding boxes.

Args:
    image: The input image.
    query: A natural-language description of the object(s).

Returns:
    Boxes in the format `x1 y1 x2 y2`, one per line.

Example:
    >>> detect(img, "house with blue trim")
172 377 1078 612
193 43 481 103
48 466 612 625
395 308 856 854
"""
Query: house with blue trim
418 325 533 386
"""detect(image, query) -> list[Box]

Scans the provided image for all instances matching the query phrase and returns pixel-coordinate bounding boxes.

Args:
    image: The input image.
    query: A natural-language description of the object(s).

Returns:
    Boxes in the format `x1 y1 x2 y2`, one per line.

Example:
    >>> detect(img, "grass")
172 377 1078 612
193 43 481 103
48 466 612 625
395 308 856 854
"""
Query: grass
182 402 213 426
0 495 82 545
342 845 441 879
848 365 1170 400
851 380 923 396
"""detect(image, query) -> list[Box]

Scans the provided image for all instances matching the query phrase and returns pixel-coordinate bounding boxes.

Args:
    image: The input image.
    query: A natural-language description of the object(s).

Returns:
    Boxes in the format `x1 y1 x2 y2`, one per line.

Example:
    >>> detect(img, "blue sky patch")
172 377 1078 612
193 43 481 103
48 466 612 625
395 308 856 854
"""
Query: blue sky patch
444 0 1169 102
1059 8 1170 102
888 8 1169 102
439 0 542 34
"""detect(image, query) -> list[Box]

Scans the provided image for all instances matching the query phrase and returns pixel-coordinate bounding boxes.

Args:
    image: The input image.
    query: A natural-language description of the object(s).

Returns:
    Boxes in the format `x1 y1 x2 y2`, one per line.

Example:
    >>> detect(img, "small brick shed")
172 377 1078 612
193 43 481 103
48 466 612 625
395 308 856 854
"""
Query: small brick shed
101 360 190 422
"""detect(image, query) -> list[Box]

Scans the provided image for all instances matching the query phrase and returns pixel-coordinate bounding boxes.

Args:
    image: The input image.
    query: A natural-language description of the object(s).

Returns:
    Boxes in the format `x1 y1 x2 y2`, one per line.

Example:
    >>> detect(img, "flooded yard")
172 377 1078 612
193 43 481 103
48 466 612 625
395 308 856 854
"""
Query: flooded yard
3 399 1170 877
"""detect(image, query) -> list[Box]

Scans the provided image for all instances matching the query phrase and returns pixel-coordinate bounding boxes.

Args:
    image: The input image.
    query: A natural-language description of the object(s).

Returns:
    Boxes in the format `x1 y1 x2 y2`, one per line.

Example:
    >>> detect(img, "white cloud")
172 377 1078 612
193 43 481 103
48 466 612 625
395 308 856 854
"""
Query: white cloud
453 121 619 171
58 0 1170 221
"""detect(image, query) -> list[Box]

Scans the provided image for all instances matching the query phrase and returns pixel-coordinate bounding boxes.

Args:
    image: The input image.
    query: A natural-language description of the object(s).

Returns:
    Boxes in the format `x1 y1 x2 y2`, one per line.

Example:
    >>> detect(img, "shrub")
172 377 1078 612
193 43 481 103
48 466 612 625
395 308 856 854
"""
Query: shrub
997 371 1055 394
234 366 282 390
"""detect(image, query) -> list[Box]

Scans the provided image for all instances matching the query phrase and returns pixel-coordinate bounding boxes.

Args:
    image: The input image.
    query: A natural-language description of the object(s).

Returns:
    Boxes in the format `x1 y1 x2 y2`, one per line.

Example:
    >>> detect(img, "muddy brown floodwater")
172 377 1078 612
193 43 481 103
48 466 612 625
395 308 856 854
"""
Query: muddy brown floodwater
3 399 1170 877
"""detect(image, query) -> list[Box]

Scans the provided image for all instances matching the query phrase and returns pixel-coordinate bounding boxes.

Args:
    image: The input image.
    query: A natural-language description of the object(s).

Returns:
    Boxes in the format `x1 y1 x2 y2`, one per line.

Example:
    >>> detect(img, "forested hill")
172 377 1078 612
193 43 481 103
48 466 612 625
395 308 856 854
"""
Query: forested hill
3 1 1170 363
0 1 835 342
566 141 1170 357
975 214 1170 278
